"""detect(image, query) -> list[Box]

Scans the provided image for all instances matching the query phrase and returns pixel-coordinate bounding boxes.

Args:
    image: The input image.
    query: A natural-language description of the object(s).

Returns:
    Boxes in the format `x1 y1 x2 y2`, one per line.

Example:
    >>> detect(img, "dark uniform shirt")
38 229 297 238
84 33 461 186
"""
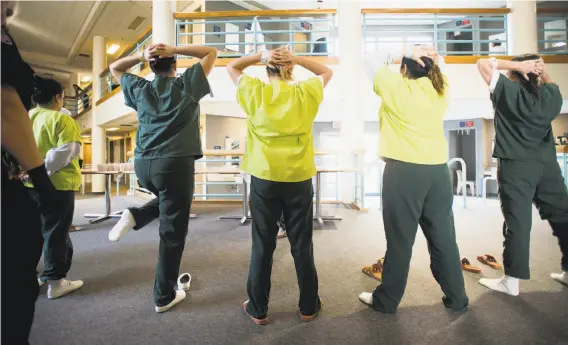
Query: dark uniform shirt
491 74 563 162
1 27 35 179
121 63 211 160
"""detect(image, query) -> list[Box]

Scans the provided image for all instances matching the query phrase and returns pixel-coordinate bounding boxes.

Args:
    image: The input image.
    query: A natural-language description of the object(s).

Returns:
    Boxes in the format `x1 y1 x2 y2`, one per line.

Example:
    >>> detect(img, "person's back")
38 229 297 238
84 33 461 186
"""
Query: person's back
108 43 217 313
476 54 568 295
122 63 208 160
492 73 562 162
227 48 332 324
237 76 322 181
359 47 468 314
374 61 449 164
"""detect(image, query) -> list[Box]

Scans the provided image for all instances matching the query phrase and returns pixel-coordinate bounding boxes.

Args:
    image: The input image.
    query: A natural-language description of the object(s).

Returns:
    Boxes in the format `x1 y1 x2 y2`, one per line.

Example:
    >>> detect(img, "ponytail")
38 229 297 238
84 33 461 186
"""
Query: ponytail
427 63 445 96
402 56 446 96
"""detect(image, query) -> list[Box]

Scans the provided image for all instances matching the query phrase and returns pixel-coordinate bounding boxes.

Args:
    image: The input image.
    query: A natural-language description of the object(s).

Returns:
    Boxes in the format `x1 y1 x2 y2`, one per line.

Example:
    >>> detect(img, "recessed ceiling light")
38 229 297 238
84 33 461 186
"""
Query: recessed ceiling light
107 44 120 55
81 134 91 138
81 76 91 83
107 127 120 131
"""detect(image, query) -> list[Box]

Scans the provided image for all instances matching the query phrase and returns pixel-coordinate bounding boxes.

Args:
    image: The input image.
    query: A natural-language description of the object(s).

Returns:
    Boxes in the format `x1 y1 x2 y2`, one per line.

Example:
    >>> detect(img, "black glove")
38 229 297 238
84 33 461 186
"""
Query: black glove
27 164 58 213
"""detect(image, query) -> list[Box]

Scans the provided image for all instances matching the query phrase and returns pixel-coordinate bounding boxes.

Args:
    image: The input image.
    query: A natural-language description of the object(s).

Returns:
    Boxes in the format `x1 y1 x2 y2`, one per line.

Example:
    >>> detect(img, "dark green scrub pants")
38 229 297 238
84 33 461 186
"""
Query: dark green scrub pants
128 157 195 307
246 176 321 318
30 189 75 282
498 159 568 279
373 160 469 313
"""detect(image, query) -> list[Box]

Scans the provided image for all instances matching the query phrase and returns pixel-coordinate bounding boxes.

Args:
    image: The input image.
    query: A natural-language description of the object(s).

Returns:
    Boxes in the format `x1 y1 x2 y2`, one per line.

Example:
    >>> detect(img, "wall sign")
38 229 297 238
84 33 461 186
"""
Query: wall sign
213 25 221 37
456 19 471 27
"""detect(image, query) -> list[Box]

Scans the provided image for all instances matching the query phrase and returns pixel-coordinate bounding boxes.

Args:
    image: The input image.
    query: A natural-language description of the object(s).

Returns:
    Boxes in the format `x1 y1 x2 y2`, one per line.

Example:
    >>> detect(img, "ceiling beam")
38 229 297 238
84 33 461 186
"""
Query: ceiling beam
66 1 107 65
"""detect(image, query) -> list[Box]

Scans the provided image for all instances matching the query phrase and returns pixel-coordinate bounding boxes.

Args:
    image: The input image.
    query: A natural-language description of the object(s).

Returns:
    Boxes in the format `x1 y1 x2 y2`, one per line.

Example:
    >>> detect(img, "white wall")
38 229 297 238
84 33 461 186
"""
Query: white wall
74 109 92 133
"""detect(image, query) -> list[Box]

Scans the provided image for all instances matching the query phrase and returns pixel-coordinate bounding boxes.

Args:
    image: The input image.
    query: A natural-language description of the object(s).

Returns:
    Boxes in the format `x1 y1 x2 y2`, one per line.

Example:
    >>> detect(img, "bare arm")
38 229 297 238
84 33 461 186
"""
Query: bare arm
110 55 142 85
227 53 262 85
0 86 44 170
293 56 333 87
173 45 218 77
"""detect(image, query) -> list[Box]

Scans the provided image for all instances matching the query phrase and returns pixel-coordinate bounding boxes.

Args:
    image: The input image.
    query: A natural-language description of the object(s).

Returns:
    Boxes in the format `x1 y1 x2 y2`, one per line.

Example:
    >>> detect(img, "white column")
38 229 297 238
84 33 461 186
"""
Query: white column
337 1 365 202
91 35 107 192
507 0 538 55
152 0 176 45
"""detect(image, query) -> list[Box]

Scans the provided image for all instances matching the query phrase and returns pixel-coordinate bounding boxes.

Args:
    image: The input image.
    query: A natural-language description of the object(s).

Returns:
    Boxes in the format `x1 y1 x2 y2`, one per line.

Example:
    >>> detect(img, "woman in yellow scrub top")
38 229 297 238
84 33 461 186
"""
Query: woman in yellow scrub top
227 48 333 325
358 45 469 314
27 76 84 299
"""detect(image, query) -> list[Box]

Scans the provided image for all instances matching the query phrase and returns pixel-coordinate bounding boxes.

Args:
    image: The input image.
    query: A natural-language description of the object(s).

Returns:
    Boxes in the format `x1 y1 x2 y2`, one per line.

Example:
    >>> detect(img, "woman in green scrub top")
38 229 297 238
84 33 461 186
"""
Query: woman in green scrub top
476 55 568 295
227 48 333 325
359 45 469 314
27 76 84 299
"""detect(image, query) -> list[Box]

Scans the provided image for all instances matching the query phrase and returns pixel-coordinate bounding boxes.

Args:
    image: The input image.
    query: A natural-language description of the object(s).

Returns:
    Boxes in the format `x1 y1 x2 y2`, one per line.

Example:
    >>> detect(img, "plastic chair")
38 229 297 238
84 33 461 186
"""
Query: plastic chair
456 170 475 196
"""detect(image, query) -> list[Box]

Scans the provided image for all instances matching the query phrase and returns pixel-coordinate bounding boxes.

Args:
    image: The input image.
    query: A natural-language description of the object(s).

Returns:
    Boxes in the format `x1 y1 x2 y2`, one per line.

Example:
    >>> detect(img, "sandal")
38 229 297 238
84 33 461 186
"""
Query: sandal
477 254 503 270
362 258 384 281
461 258 482 274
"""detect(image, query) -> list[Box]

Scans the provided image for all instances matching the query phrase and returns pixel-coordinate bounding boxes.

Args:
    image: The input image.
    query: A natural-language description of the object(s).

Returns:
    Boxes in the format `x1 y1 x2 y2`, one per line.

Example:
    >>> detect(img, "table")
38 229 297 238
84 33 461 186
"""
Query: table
314 168 361 225
81 170 129 224
201 169 250 225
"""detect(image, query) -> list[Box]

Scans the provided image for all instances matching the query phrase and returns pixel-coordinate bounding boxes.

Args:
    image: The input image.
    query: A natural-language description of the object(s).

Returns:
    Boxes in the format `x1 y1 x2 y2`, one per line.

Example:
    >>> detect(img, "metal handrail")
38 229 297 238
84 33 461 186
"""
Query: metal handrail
175 10 337 59
363 12 508 56
100 34 153 98
448 158 467 209
536 15 568 55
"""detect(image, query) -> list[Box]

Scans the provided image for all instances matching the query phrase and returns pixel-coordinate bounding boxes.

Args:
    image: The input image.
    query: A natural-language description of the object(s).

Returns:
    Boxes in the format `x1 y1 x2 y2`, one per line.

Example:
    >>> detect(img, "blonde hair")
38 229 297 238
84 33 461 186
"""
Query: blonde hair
266 64 293 81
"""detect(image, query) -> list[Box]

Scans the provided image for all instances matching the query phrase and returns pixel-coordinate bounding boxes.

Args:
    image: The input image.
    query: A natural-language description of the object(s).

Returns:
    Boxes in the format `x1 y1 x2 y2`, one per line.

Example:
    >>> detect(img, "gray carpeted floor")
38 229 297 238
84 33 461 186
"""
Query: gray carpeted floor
30 197 568 345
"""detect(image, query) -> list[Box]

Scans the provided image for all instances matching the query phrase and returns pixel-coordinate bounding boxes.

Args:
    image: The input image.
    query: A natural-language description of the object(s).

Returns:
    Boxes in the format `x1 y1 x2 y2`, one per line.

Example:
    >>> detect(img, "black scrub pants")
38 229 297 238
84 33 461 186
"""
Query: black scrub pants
128 157 195 307
498 159 568 279
246 176 321 318
1 171 43 345
29 189 75 282
372 160 469 314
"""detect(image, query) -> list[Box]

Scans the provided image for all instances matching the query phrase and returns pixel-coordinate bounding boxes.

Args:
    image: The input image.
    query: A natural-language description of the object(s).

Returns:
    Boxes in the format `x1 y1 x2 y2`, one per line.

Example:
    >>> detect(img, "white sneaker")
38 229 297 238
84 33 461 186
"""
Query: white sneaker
109 209 136 242
47 279 84 299
155 290 186 313
177 273 192 292
479 275 520 296
551 271 568 286
358 292 373 306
